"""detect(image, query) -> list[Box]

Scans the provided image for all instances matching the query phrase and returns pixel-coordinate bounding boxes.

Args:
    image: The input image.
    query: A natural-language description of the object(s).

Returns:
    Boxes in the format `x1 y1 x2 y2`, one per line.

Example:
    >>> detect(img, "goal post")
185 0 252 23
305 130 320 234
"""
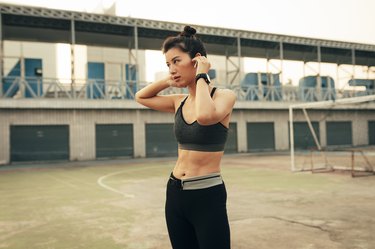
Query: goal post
289 94 375 173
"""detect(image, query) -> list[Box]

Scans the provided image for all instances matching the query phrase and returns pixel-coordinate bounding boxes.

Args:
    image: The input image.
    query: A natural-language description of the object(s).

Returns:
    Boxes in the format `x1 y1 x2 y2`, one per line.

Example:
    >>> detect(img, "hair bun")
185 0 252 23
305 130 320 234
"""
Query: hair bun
180 26 196 37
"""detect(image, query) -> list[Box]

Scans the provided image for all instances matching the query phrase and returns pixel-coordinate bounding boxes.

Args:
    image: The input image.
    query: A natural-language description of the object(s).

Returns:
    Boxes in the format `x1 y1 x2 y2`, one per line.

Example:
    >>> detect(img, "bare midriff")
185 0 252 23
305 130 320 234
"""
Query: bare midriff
172 149 224 179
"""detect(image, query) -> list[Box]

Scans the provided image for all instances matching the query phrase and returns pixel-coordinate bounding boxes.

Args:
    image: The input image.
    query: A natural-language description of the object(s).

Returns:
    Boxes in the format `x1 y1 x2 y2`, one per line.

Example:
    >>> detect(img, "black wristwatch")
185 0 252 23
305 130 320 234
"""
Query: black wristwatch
195 73 211 85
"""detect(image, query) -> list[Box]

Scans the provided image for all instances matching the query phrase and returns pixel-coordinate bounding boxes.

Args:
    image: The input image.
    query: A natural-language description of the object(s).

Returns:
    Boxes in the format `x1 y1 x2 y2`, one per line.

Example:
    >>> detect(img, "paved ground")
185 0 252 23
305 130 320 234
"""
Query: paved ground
0 153 374 249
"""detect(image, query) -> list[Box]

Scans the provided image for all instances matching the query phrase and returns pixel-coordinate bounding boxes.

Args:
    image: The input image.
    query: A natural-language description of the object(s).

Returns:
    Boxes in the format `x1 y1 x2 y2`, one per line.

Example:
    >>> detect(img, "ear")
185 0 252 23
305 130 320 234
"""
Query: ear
194 53 202 58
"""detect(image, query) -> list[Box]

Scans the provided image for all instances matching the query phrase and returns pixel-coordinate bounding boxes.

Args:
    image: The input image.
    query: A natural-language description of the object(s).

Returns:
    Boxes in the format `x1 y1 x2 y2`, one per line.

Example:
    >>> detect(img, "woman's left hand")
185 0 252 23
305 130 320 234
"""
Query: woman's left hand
192 56 211 75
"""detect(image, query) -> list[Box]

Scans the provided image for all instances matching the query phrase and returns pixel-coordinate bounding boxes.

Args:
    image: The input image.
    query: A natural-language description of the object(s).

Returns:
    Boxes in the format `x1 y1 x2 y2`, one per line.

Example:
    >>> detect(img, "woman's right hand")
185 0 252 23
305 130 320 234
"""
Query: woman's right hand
166 75 185 88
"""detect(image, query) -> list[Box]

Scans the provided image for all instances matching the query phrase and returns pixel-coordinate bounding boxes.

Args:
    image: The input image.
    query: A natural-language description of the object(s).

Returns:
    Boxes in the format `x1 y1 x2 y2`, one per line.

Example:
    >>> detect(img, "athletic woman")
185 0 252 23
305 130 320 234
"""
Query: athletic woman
135 25 236 249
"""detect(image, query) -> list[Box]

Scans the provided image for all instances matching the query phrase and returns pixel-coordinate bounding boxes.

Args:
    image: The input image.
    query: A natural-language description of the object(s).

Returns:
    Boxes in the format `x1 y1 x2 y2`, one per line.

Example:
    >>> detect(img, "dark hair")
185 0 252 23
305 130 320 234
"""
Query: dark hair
162 25 207 58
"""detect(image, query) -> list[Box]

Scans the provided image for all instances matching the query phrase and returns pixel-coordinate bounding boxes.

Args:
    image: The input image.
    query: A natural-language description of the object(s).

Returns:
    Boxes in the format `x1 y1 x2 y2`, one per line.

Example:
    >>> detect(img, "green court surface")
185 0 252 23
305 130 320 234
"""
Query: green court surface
0 154 374 249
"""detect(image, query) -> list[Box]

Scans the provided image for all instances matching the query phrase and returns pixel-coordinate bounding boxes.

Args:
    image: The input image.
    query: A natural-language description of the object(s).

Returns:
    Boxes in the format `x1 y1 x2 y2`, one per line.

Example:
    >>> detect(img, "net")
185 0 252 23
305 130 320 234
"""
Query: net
289 94 375 177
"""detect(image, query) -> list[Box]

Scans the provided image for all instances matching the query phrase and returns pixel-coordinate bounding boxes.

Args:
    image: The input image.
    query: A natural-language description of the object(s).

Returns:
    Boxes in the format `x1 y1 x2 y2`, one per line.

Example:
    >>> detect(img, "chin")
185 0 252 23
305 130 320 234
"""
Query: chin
176 81 189 88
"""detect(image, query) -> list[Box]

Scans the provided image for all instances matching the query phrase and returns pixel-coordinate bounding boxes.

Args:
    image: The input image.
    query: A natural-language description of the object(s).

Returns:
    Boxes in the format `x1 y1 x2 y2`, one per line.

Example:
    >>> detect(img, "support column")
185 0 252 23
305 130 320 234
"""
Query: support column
225 37 241 85
0 13 3 97
133 110 146 157
279 41 284 85
70 19 76 97
316 45 322 94
351 48 356 80
352 114 367 146
236 111 247 153
274 118 289 150
237 35 242 85
70 110 96 161
0 122 10 165
134 25 139 85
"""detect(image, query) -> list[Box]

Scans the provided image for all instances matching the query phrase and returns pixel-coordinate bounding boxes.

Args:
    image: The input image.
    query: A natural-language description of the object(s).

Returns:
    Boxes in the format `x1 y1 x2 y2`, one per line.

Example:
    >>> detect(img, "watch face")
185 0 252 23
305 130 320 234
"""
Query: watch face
206 74 211 82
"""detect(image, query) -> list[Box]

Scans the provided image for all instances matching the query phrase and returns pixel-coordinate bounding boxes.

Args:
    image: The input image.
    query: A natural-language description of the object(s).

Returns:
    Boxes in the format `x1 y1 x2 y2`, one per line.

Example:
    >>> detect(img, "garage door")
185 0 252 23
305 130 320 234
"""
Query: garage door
225 122 238 154
291 122 320 150
369 121 375 145
96 124 133 158
247 122 275 151
326 121 352 146
146 124 177 157
11 125 69 162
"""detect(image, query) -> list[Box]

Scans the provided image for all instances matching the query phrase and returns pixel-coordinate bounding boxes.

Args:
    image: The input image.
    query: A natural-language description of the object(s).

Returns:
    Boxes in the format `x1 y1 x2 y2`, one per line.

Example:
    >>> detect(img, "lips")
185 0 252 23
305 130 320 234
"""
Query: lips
173 76 181 81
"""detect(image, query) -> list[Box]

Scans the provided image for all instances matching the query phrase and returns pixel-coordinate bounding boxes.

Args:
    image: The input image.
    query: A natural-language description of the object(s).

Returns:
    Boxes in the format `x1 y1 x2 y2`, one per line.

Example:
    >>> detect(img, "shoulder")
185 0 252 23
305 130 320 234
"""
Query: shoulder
171 94 188 102
167 94 188 108
214 88 236 102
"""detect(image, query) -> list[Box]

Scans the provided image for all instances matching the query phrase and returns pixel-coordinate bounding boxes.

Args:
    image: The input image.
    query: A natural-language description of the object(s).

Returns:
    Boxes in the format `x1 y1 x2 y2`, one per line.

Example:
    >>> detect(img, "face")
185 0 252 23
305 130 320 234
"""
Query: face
165 47 196 87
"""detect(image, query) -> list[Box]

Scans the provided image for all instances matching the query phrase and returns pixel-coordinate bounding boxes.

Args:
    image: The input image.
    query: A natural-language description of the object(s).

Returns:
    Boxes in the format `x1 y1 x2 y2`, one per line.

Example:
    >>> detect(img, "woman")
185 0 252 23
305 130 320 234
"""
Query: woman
135 25 236 249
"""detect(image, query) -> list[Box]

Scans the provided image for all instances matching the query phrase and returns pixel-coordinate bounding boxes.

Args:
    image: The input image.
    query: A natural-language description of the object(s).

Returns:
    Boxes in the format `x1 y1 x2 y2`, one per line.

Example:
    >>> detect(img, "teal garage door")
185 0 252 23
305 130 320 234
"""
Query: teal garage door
247 122 275 151
369 121 375 145
326 121 352 146
11 125 69 162
146 124 177 157
291 122 320 150
96 124 134 158
225 122 238 154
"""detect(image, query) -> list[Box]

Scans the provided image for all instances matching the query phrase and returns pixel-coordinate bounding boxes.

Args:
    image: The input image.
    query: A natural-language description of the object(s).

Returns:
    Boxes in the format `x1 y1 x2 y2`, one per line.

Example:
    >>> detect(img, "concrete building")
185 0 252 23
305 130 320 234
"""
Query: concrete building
0 4 374 165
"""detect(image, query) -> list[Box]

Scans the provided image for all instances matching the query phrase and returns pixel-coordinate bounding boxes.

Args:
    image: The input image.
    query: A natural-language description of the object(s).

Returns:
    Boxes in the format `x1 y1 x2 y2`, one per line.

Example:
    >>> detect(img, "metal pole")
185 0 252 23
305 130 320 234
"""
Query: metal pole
351 48 356 80
302 108 321 150
279 41 284 85
351 151 354 177
71 19 76 98
20 43 25 97
289 105 295 171
0 13 3 97
237 34 242 85
225 50 229 84
317 45 322 100
134 25 139 85
290 94 375 109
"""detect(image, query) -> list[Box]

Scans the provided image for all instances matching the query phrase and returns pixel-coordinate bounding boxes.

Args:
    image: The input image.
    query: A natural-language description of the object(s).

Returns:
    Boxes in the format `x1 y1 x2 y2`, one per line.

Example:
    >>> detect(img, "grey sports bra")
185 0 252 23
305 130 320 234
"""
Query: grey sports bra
174 88 228 152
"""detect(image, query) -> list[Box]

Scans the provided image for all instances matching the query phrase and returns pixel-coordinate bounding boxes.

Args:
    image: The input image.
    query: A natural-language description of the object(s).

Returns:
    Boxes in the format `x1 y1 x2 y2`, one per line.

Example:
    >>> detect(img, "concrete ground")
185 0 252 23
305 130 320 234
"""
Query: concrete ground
0 153 374 249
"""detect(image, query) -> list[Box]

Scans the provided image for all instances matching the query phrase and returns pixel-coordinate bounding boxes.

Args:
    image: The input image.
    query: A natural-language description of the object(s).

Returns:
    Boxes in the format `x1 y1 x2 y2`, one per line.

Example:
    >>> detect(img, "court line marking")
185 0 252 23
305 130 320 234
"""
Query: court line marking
97 170 135 198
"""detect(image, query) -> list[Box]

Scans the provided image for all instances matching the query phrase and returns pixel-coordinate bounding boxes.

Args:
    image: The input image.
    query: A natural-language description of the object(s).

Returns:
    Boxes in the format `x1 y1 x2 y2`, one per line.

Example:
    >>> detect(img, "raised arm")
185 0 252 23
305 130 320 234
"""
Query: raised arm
192 55 236 125
135 76 179 113
196 84 236 125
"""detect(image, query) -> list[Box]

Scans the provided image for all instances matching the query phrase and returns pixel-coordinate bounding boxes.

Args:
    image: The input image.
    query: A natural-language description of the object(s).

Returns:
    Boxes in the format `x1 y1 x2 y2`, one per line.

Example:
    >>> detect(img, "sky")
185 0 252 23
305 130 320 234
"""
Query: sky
1 0 375 45
1 0 374 84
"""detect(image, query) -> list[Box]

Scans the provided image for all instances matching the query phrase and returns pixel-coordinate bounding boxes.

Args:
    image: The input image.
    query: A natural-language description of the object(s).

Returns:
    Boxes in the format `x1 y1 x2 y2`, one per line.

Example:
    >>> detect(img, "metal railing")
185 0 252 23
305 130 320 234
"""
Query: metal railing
1 77 374 102
1 77 138 100
230 84 374 102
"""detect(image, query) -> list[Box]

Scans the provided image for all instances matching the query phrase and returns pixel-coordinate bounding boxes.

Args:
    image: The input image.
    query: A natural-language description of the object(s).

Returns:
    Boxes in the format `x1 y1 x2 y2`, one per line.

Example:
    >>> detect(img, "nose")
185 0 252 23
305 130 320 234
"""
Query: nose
169 64 176 75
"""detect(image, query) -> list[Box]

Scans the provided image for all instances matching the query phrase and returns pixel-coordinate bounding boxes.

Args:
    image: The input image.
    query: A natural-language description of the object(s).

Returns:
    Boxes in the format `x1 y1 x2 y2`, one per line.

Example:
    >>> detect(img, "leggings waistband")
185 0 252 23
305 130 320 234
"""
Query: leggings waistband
169 172 223 190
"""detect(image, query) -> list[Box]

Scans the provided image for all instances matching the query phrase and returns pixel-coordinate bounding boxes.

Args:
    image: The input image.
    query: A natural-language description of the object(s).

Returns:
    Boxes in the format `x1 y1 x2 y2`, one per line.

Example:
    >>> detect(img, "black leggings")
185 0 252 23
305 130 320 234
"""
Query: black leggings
165 176 231 249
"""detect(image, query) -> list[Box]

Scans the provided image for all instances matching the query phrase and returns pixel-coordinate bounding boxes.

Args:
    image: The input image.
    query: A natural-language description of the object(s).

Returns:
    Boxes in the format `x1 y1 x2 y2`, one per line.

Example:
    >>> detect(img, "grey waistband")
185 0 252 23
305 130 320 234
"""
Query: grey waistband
178 143 225 152
170 172 223 190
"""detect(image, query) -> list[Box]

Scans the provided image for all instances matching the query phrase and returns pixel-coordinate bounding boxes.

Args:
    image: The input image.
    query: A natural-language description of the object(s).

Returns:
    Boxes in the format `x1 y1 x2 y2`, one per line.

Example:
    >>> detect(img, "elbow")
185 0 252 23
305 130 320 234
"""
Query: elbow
196 107 217 125
196 114 214 126
135 92 142 103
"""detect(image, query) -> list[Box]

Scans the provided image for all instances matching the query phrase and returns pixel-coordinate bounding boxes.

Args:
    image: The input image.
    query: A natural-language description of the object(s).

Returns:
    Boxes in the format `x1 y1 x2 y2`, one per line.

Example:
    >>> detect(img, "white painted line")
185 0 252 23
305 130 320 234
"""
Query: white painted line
97 170 135 198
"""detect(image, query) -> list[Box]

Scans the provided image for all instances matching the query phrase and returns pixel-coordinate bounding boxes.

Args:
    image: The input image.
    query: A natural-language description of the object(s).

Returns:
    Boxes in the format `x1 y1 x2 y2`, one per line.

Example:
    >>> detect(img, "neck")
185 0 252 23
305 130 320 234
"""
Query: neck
186 82 212 99
187 82 197 98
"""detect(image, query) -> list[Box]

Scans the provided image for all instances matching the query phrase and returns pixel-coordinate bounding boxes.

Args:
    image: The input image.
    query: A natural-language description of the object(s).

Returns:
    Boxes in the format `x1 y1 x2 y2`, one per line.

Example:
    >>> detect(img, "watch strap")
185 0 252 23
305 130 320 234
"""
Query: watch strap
195 73 210 84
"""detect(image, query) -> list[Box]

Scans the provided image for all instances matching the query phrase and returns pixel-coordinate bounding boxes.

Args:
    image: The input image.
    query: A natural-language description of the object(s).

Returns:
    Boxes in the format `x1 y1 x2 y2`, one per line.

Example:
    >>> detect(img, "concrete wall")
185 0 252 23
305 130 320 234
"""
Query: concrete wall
0 100 374 165
3 41 147 83
4 41 58 78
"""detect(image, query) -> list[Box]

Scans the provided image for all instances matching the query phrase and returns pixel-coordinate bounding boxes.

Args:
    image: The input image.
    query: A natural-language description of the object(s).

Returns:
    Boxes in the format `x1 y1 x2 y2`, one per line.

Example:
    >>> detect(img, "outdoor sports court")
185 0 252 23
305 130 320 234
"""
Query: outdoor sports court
1 153 374 249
